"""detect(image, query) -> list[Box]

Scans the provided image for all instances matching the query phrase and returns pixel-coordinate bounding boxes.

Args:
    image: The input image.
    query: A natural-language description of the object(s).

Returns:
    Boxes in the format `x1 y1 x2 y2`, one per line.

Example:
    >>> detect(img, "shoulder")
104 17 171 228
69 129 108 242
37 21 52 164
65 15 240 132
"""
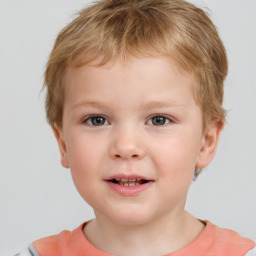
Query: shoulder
14 224 84 256
31 222 89 255
14 221 110 256
207 221 255 255
32 229 74 254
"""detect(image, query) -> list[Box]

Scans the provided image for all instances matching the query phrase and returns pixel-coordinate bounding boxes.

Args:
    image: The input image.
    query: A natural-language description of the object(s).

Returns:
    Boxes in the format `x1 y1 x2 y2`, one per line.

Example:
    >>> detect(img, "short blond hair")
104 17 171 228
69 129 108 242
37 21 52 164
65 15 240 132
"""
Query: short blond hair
44 0 228 129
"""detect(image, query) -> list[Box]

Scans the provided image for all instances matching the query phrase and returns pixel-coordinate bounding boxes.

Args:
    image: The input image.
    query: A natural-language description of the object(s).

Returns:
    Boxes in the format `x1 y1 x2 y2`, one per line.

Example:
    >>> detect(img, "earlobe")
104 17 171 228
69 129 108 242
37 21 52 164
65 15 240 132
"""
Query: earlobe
196 121 223 169
52 124 70 168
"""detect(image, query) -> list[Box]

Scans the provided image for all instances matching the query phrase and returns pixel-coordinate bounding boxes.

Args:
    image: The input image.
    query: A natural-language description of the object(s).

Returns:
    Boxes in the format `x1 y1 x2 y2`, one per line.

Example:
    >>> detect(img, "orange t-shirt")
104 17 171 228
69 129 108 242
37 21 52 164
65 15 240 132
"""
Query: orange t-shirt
33 221 255 256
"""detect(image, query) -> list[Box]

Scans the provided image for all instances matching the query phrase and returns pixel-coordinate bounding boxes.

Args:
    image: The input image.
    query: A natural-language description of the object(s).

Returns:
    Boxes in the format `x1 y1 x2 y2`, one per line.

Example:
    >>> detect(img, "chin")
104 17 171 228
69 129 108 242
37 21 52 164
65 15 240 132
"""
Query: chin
107 208 155 227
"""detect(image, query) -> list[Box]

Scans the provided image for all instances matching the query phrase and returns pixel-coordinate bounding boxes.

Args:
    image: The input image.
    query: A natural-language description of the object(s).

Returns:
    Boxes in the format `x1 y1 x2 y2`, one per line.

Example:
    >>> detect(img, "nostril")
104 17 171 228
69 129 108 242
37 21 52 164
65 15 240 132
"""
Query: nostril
110 142 145 160
114 154 138 158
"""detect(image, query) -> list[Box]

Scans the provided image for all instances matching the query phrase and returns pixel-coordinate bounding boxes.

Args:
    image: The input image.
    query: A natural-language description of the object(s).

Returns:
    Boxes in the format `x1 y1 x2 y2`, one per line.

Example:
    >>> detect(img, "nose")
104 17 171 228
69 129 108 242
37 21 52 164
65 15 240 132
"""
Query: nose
109 128 146 160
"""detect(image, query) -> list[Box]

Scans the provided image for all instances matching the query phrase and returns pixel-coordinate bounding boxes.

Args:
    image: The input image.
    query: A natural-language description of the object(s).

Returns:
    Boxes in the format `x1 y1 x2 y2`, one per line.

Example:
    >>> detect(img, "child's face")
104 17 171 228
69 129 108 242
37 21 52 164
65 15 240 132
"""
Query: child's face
54 56 220 225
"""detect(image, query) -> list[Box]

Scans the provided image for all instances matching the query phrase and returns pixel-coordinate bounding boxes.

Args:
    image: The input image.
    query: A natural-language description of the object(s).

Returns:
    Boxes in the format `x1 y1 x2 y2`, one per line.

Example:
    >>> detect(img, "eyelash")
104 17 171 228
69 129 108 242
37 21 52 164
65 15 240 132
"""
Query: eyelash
82 114 173 127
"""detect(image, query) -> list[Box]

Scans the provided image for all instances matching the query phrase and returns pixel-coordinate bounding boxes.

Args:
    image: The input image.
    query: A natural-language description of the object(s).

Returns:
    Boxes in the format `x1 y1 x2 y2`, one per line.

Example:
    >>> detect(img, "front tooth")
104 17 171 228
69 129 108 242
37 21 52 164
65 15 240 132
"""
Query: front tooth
129 183 136 186
124 183 129 186
129 179 136 182
116 178 121 181
121 178 128 182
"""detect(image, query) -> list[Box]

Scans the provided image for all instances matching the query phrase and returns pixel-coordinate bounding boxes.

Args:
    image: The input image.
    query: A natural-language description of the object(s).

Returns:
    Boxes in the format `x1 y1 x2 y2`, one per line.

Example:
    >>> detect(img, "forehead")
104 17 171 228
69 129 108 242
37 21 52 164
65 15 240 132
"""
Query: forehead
63 56 198 111
66 55 195 87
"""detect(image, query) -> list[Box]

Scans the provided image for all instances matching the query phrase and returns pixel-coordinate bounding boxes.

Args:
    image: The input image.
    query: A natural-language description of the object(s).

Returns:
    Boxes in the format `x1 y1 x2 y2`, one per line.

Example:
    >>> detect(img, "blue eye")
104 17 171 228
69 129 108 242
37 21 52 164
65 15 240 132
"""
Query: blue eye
148 115 171 126
85 116 109 126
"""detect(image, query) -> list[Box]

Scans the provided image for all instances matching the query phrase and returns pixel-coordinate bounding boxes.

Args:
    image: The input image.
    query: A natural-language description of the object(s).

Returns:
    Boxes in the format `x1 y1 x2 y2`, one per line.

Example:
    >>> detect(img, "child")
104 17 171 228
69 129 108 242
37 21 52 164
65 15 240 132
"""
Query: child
15 0 255 255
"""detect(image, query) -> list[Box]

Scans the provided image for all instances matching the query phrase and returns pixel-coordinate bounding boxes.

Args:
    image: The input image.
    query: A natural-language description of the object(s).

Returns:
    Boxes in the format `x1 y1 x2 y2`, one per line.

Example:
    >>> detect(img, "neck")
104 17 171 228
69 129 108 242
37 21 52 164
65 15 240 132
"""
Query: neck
83 211 205 256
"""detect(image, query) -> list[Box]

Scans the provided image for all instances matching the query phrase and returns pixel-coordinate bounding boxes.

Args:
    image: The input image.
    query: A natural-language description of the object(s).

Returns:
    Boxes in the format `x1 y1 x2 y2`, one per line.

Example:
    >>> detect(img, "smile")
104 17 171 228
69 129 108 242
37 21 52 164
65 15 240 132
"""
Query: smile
108 178 149 186
105 176 154 196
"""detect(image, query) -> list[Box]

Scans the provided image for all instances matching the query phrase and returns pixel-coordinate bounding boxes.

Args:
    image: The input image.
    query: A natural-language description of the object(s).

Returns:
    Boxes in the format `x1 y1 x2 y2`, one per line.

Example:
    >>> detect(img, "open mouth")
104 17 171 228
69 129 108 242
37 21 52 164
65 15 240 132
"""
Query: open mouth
108 178 150 186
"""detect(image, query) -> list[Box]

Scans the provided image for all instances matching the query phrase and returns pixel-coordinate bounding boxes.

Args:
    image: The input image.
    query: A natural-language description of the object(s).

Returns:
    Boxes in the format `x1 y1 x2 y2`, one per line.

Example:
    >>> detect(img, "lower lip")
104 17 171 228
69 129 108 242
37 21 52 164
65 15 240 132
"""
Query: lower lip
105 181 154 196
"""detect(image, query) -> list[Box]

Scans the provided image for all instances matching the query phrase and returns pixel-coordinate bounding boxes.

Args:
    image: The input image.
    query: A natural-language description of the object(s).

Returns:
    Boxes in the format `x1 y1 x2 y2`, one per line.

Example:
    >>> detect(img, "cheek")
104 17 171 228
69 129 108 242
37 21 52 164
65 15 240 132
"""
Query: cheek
67 132 105 169
151 133 201 188
155 138 199 169
66 135 106 199
153 140 197 207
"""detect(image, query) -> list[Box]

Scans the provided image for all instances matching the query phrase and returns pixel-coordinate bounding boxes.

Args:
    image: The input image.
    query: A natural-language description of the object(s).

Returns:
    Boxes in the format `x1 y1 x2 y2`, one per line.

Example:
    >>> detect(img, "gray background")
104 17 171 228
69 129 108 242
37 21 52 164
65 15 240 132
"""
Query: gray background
0 0 255 255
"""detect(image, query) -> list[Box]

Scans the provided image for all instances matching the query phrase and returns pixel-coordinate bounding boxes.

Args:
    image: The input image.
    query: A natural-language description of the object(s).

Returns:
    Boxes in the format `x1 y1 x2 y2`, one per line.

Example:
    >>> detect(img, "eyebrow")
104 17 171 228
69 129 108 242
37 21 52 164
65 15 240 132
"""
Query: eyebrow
140 100 188 110
72 101 110 110
72 100 188 111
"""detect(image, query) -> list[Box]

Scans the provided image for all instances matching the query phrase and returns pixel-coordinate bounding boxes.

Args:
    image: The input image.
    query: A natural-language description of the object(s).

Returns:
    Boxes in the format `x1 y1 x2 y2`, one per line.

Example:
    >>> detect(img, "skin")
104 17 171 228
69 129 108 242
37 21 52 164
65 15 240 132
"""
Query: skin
53 56 222 256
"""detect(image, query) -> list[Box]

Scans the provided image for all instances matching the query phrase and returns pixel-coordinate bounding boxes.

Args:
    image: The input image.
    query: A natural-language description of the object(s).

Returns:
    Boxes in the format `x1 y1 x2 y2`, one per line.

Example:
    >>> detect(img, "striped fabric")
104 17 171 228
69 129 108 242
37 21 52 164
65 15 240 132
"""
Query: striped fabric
14 244 39 256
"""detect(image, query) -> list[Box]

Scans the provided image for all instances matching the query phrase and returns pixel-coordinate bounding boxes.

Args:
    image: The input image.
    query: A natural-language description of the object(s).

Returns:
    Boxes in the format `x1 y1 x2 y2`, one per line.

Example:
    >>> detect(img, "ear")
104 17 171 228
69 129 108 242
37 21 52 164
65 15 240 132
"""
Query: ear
52 124 69 168
196 121 223 168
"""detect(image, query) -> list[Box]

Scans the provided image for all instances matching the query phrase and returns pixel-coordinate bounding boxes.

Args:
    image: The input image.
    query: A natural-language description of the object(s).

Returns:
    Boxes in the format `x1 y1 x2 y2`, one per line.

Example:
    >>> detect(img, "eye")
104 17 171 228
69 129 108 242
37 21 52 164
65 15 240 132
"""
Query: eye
147 115 171 126
84 115 109 126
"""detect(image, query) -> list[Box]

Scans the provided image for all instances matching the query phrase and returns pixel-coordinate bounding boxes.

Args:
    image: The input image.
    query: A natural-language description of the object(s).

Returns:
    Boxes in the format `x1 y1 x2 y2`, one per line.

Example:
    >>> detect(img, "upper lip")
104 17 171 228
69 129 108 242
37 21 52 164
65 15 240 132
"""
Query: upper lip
104 174 153 181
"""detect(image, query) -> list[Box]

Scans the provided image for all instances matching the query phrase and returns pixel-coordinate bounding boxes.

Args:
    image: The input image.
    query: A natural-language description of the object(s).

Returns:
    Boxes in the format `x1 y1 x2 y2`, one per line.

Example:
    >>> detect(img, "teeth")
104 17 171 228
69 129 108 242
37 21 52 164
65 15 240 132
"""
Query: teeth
114 178 146 186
